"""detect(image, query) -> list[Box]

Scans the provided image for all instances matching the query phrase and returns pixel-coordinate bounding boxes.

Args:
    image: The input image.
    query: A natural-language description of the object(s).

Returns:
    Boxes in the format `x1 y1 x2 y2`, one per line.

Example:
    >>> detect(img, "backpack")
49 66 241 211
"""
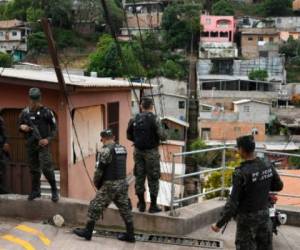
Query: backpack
133 112 159 150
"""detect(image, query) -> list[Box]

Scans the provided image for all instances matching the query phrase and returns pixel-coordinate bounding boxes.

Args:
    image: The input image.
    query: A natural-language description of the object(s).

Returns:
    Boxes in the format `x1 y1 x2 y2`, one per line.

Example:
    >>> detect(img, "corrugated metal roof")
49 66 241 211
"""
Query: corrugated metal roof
233 99 270 105
0 19 24 29
161 116 189 128
0 68 150 89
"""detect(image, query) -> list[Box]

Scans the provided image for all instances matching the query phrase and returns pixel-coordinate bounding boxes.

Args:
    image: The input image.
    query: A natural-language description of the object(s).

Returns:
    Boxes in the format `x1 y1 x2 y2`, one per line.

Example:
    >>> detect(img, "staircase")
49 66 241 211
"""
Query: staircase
40 170 60 197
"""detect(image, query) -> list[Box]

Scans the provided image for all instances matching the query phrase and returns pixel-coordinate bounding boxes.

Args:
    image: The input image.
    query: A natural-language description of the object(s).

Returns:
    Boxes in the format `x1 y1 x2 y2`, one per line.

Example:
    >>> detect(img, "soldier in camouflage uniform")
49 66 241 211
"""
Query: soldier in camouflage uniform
74 129 135 243
18 88 59 202
127 97 167 213
0 111 10 194
212 135 284 250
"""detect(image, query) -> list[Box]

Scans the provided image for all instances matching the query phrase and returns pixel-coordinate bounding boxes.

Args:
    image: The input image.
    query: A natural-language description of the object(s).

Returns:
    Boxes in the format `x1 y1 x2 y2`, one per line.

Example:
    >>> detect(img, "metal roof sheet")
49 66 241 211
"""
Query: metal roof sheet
0 68 150 89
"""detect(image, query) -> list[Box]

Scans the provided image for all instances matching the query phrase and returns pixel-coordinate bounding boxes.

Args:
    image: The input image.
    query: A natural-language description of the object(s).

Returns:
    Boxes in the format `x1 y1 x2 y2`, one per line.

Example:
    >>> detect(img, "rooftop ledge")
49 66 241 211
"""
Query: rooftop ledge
0 195 298 236
0 195 224 235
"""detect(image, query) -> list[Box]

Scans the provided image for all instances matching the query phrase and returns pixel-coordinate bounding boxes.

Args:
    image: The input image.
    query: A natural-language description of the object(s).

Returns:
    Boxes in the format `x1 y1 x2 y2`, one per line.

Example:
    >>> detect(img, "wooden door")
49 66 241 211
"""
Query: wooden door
1 108 59 194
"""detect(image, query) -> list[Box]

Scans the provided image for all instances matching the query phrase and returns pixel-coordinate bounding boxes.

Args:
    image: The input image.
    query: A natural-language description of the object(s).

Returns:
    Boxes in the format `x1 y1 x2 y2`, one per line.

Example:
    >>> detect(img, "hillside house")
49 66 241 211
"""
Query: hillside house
200 15 238 59
199 99 271 142
0 20 30 61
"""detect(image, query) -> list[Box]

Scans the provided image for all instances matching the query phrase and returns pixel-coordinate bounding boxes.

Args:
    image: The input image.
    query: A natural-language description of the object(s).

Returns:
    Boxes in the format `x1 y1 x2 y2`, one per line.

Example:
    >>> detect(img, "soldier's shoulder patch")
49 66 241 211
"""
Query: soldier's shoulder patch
98 147 112 164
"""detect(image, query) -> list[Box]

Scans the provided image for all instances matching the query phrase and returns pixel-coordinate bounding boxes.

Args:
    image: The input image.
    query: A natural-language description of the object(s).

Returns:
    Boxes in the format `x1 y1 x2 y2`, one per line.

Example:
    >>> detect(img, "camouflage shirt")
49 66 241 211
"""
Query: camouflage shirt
93 143 113 188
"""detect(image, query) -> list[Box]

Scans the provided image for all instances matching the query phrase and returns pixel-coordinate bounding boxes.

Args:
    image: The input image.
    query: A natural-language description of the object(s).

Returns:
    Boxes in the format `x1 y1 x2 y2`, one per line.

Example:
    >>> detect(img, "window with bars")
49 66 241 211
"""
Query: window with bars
107 102 120 142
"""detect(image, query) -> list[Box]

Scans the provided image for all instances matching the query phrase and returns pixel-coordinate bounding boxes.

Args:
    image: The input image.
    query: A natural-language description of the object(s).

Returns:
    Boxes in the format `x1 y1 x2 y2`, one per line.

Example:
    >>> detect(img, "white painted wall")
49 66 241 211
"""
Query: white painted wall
72 105 104 162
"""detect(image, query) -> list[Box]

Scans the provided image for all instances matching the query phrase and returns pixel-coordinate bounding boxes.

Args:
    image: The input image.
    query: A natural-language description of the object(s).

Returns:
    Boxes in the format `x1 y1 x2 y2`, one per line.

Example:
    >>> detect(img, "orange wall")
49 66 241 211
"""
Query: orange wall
199 121 266 142
67 90 134 200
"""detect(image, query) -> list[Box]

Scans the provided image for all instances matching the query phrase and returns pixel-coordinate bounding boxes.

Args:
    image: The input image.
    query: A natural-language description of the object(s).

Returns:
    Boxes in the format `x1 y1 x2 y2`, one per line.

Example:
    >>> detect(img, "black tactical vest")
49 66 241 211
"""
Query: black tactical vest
238 158 275 213
103 144 127 181
133 112 159 150
23 107 52 139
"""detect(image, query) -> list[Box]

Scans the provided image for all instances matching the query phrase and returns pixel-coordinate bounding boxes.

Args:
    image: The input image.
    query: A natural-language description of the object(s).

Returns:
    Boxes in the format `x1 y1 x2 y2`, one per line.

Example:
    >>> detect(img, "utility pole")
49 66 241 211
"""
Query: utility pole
183 16 200 205
40 18 69 197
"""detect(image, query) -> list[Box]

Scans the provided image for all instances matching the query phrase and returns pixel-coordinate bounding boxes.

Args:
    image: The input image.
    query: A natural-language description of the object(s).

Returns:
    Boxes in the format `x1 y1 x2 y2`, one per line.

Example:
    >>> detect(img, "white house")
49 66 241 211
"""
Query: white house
233 99 271 123
0 19 30 60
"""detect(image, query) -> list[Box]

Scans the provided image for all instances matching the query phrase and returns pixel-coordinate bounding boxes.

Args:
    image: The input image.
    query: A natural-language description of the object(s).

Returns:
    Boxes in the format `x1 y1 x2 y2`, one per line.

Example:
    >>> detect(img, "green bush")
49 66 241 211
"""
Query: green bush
0 52 13 67
28 32 48 54
248 69 268 81
161 60 185 80
204 150 241 199
212 0 234 16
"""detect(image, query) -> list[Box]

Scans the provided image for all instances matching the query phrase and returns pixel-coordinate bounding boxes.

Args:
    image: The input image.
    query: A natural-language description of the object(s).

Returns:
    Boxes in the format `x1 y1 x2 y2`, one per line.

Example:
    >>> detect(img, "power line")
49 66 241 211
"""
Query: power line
41 18 96 192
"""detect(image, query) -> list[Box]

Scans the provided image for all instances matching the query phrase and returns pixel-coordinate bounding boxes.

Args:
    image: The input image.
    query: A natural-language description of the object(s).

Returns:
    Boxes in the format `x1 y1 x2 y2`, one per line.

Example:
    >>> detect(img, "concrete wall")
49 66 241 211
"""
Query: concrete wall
144 77 188 121
272 16 300 31
235 102 270 123
241 33 280 59
233 57 285 81
199 120 266 141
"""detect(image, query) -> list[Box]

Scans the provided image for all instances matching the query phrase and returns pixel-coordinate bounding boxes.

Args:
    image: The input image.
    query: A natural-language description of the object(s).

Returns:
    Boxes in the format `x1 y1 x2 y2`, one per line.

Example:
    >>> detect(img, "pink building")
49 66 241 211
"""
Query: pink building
0 68 149 201
200 15 236 43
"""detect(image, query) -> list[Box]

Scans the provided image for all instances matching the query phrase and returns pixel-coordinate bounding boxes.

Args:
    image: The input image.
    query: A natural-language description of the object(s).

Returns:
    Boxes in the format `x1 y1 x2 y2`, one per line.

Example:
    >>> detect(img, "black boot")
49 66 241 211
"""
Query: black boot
137 193 146 212
46 172 59 202
149 194 162 213
117 222 135 243
51 188 59 202
28 175 41 201
73 220 95 241
49 180 59 202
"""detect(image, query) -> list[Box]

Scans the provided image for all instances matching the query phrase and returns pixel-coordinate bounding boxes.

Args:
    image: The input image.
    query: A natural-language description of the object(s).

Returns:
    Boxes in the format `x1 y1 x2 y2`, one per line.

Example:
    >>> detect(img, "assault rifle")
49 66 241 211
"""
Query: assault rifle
22 113 42 144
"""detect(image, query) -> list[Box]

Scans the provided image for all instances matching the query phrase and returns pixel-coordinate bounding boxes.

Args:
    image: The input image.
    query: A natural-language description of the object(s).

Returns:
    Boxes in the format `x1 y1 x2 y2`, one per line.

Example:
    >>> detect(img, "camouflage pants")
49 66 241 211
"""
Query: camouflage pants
236 210 273 250
134 148 160 197
27 143 56 191
88 179 133 223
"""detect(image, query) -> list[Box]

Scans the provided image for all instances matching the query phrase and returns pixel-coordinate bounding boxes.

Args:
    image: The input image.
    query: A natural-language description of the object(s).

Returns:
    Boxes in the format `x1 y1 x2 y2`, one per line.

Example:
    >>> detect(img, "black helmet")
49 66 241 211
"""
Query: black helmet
100 129 114 138
29 88 41 101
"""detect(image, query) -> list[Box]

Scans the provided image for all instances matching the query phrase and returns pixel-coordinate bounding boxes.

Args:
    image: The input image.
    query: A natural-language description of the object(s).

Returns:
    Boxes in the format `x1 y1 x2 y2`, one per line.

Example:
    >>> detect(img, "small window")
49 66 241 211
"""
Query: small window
210 31 218 37
258 36 264 41
269 37 274 43
201 128 211 140
220 32 228 38
206 18 211 24
0 32 3 37
248 36 253 41
243 105 250 112
179 101 185 109
202 31 209 37
12 31 17 36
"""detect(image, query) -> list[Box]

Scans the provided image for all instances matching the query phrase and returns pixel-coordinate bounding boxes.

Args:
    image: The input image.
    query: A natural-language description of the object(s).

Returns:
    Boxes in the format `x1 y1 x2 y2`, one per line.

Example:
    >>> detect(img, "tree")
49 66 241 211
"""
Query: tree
28 32 48 54
0 52 13 67
87 34 145 78
26 7 45 23
248 69 268 81
161 2 202 50
212 0 234 16
263 0 293 16
279 37 300 59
